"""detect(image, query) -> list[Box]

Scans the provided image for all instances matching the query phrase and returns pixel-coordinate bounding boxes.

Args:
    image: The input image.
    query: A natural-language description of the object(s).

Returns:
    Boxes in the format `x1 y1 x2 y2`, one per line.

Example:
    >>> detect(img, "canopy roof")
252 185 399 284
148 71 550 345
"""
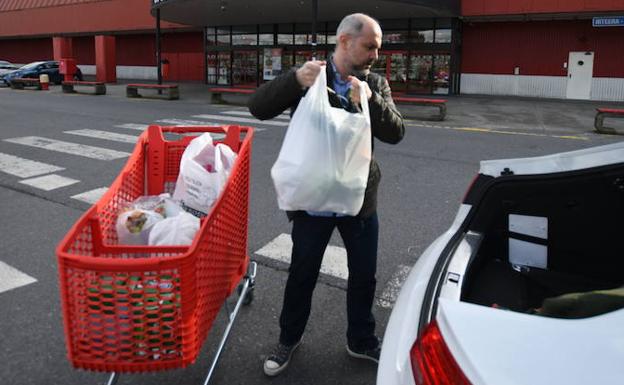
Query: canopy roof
151 0 459 26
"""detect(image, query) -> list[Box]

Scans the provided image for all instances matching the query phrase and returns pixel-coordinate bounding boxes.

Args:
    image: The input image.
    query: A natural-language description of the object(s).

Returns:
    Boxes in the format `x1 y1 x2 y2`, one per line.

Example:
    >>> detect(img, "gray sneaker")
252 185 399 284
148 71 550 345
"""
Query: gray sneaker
263 340 302 376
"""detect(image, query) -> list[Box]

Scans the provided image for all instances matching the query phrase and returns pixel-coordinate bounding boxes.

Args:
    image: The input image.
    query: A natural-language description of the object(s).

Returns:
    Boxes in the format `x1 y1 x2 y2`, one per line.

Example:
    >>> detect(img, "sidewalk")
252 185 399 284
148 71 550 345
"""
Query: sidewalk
399 94 624 137
43 79 624 137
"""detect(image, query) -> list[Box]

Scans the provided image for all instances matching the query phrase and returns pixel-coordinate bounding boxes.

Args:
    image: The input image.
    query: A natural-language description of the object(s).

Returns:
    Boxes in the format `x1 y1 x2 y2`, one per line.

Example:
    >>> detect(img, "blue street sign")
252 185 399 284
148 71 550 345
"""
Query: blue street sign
592 16 624 27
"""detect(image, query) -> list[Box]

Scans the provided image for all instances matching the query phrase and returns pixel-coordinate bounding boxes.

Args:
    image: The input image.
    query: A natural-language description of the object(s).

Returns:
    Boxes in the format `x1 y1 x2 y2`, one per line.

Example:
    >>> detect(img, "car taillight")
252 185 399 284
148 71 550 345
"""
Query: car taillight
461 174 479 203
410 320 472 385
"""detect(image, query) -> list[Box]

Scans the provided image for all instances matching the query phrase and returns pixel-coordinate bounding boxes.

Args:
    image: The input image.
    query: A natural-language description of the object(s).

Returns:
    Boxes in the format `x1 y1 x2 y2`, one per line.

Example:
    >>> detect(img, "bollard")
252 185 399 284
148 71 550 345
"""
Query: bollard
39 74 50 90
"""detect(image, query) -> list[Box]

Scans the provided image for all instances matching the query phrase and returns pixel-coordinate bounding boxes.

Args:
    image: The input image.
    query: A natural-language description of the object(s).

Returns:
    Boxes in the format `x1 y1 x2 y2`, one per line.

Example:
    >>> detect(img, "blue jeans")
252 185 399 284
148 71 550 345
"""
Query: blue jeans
279 212 379 350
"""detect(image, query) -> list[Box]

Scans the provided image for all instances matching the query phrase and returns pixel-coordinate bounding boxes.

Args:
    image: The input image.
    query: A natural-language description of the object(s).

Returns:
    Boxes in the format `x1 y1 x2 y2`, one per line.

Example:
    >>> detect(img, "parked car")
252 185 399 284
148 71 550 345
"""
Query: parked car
378 142 624 385
0 60 20 75
0 60 82 86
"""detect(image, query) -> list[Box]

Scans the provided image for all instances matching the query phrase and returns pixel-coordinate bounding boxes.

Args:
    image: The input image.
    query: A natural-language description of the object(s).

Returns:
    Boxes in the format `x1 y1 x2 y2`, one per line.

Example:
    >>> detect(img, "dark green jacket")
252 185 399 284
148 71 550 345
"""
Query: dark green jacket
248 61 405 218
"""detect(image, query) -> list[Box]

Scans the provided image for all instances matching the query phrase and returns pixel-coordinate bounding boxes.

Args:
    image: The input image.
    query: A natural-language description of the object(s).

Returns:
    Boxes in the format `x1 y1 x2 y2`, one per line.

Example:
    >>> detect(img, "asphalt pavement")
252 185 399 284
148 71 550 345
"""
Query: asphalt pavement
0 81 622 385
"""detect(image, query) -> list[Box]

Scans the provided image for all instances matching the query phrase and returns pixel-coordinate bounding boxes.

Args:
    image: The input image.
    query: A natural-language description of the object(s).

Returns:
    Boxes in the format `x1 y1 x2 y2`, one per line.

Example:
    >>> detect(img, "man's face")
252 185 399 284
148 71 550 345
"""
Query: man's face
346 24 382 76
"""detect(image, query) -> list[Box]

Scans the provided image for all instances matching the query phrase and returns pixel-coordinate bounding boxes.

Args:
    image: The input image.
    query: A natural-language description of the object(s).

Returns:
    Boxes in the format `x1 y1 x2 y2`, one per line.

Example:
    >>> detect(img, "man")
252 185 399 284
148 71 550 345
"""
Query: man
248 13 404 376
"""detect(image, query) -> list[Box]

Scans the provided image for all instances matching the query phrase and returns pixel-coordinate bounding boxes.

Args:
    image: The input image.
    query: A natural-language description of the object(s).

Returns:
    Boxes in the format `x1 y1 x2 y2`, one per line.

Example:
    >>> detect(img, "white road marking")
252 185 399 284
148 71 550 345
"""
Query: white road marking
19 174 79 191
192 114 289 127
255 233 348 280
221 110 290 120
0 261 37 294
64 129 139 144
0 152 64 178
115 123 149 131
377 265 412 309
4 136 130 160
71 187 108 204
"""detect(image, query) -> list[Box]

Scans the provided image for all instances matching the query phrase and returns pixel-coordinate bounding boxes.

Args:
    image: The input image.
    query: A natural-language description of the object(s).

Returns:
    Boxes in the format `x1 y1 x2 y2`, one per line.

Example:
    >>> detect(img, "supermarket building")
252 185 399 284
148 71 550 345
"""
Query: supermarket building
1 0 623 101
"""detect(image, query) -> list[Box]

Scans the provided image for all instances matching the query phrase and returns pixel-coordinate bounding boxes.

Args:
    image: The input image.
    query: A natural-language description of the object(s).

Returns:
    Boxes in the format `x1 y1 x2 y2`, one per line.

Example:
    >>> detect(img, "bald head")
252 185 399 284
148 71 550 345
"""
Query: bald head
333 13 382 77
336 13 382 44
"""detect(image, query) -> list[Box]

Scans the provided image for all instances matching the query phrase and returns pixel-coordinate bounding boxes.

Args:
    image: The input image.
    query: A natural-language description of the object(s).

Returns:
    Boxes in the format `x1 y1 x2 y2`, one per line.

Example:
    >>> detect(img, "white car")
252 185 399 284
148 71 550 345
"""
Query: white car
0 60 19 75
378 141 624 385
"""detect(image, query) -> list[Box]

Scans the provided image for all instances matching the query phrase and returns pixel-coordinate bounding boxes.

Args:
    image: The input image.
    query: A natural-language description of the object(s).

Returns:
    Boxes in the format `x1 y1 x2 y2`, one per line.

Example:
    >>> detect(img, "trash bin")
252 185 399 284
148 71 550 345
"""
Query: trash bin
39 74 49 90
161 59 170 79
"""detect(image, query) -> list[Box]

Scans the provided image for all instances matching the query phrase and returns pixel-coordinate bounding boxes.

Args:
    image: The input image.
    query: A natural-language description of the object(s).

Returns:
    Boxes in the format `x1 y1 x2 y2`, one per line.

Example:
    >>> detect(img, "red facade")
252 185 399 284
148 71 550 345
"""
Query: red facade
0 0 184 37
462 0 624 16
462 20 624 77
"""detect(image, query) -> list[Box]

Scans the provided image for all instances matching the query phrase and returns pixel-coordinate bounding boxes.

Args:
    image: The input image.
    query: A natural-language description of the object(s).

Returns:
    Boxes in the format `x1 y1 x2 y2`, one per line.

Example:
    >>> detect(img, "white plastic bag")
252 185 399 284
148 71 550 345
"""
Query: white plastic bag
271 67 372 215
172 133 237 216
148 211 200 246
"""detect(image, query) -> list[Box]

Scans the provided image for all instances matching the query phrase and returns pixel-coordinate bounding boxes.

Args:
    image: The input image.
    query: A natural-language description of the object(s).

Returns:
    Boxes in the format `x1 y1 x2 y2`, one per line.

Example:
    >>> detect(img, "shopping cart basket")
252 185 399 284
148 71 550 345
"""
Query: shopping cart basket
56 124 255 385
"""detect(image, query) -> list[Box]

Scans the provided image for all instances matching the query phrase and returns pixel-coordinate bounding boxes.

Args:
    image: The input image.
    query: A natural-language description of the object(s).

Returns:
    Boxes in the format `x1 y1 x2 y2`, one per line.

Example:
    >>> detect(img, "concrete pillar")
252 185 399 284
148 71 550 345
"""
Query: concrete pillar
95 35 116 83
52 37 73 61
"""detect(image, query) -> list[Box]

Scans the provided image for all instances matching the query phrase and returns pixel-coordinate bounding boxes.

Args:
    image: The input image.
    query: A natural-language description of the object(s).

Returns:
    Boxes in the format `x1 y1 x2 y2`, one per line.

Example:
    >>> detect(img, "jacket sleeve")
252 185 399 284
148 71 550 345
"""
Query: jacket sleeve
368 77 405 144
248 70 304 120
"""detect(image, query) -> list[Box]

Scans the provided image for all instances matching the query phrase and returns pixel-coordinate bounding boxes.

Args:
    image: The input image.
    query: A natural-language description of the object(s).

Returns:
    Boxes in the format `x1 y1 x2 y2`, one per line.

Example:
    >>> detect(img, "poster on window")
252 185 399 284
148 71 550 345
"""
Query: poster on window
263 48 283 80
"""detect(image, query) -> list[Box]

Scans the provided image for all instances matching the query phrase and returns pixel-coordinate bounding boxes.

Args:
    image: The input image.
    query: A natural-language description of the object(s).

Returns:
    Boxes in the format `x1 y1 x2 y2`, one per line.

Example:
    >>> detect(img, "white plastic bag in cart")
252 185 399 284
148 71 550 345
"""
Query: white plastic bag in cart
148 211 200 246
271 67 371 215
173 133 237 216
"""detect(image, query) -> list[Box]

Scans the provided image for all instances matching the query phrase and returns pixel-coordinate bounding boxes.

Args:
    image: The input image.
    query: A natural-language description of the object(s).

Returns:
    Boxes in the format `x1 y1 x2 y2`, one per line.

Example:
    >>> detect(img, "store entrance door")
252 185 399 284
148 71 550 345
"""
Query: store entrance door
566 51 594 100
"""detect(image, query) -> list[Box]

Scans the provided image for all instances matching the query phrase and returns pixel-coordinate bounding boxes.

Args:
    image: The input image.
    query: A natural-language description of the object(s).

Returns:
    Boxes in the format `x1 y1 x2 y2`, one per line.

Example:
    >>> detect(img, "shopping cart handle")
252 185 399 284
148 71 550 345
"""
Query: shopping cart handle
147 124 245 152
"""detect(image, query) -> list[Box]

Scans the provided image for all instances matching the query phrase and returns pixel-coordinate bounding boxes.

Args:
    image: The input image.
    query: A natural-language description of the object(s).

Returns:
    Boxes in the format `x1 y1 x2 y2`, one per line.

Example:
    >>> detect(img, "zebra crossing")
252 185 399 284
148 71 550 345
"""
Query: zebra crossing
2 108 411 308
1 108 289 205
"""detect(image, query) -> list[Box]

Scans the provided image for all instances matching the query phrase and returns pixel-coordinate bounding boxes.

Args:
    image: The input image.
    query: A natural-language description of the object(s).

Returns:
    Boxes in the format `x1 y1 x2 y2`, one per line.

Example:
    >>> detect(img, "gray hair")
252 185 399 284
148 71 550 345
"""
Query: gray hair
336 13 380 40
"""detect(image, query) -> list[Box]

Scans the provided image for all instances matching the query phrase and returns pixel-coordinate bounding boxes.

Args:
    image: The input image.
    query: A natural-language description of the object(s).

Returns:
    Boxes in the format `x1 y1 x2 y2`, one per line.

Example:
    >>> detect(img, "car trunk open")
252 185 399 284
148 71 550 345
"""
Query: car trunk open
452 163 624 318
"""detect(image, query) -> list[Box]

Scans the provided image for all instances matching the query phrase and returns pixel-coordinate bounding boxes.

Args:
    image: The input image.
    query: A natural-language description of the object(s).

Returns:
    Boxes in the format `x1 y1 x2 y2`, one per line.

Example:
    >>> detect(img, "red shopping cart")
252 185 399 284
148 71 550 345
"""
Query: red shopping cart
56 124 255 385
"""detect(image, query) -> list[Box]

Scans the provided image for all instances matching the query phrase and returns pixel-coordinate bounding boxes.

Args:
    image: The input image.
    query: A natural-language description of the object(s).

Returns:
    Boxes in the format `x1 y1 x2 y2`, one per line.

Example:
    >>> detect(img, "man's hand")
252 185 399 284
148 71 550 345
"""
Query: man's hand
347 76 372 105
296 60 326 88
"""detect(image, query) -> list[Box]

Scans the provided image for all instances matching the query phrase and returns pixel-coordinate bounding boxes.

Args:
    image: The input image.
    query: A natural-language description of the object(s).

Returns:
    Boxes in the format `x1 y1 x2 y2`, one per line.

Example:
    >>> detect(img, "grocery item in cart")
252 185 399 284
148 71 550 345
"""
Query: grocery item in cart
116 209 164 245
115 193 186 245
173 133 237 217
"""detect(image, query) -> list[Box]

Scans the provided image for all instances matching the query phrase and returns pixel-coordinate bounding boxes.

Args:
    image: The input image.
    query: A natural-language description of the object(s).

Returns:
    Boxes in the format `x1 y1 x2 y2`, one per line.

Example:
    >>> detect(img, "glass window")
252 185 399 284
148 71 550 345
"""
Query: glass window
206 30 217 46
281 50 293 72
217 27 231 46
327 34 337 45
411 30 434 43
233 50 258 86
207 51 231 85
408 54 432 93
411 19 434 43
278 23 293 45
232 34 257 45
383 31 408 44
371 53 388 79
217 34 231 45
207 51 217 84
295 34 312 45
278 34 294 45
217 52 231 85
434 29 451 43
433 54 450 95
434 18 452 43
259 34 274 45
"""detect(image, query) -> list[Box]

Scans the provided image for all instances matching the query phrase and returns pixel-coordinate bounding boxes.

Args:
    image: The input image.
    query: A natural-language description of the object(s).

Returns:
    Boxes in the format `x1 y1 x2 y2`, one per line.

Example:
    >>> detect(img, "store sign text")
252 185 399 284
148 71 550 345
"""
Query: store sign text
592 16 624 27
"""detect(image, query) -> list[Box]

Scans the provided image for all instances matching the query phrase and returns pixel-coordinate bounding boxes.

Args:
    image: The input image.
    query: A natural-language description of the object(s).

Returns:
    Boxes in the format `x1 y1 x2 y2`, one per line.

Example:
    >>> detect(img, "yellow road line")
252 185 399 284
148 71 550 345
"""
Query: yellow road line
407 122 588 141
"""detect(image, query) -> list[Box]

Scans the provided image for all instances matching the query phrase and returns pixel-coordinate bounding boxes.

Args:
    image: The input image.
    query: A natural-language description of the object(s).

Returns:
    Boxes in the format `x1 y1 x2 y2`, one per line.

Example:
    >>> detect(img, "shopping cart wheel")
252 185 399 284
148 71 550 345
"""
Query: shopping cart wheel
237 283 254 305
